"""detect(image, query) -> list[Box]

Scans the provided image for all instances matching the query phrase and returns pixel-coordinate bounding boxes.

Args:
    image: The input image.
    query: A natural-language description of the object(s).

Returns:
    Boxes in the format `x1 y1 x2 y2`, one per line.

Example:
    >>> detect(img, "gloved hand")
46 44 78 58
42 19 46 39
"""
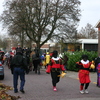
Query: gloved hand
58 71 66 78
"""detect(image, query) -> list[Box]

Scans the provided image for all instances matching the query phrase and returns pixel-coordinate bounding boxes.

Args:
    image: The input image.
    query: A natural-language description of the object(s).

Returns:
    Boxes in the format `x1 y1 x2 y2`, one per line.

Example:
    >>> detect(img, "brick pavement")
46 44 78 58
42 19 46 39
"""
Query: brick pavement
0 65 100 100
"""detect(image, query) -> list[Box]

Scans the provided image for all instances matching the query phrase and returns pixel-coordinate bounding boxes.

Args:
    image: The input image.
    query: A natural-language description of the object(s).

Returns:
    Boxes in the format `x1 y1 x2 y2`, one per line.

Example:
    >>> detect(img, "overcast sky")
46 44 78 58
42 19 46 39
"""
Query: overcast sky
0 0 100 34
78 0 100 30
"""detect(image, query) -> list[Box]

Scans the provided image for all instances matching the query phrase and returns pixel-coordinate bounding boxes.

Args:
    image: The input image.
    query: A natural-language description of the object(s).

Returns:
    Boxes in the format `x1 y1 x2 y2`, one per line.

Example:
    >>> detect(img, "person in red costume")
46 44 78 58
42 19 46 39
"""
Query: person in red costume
46 50 66 91
76 55 92 94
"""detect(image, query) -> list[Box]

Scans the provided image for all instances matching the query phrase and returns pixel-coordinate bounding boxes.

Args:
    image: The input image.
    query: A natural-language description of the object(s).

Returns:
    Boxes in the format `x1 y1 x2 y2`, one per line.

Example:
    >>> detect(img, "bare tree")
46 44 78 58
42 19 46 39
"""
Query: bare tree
0 35 8 51
0 0 81 51
78 23 98 39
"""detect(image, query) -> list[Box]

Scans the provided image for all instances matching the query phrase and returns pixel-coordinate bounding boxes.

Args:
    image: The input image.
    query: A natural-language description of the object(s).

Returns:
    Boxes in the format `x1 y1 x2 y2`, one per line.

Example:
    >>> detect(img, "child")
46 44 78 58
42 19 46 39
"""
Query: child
46 50 66 91
76 55 92 94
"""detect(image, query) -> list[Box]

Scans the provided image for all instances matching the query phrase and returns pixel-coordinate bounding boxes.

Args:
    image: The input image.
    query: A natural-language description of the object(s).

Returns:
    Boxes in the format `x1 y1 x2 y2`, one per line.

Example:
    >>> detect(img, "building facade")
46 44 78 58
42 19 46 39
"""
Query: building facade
65 39 98 52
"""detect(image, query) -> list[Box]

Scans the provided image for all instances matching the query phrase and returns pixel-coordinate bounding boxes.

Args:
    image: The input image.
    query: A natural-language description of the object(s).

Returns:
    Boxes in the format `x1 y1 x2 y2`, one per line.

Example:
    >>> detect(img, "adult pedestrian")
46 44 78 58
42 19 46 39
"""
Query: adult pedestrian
46 50 66 91
32 51 41 74
10 50 29 93
76 55 92 94
94 53 100 87
16 44 23 54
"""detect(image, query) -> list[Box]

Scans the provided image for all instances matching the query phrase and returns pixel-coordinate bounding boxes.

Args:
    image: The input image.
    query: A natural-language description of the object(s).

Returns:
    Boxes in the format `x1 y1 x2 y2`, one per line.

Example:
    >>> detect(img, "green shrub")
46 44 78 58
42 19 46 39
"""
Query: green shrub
63 51 98 71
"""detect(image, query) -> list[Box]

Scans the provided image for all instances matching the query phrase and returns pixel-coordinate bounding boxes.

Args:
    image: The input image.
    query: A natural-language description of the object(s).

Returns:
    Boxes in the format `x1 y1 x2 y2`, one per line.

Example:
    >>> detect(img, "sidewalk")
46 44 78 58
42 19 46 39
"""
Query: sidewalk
42 66 97 84
66 70 97 84
1 66 99 100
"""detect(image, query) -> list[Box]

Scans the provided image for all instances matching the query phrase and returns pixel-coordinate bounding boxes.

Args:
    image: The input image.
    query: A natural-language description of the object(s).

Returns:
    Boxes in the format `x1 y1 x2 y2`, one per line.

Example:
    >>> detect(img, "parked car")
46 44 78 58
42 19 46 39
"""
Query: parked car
0 61 4 80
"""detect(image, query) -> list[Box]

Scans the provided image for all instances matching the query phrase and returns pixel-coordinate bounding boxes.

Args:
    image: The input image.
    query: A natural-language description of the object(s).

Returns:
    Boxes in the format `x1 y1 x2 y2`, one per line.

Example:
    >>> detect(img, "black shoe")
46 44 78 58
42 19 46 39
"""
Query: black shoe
14 91 18 93
20 89 25 93
35 71 37 74
97 85 100 88
38 72 40 75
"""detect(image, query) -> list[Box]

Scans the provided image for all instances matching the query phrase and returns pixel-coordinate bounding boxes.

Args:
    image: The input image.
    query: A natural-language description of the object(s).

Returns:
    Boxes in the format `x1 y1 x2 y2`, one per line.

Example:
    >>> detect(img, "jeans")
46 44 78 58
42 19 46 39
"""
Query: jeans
13 67 25 92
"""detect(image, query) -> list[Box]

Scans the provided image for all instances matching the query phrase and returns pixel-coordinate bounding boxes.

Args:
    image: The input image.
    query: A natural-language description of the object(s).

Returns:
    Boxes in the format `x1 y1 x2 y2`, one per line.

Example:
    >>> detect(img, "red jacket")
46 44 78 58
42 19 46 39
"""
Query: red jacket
46 57 65 73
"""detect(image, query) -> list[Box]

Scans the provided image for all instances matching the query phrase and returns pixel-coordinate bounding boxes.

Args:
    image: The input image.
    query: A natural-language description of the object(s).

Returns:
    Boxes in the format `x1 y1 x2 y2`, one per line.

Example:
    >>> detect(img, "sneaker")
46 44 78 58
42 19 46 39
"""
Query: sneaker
84 89 89 93
53 87 57 91
20 89 25 93
80 90 84 94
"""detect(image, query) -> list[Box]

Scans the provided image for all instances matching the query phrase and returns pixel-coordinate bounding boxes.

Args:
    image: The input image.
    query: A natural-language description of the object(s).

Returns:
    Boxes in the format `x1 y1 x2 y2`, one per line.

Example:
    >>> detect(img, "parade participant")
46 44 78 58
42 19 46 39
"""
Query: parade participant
32 51 41 74
94 54 100 87
12 47 16 55
46 50 66 91
10 50 29 93
45 52 50 68
76 55 92 94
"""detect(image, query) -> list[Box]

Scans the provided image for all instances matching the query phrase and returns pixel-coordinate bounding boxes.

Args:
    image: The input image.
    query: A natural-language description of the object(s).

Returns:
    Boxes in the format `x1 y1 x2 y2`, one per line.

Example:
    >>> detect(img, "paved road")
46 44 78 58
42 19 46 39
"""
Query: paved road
0 65 100 100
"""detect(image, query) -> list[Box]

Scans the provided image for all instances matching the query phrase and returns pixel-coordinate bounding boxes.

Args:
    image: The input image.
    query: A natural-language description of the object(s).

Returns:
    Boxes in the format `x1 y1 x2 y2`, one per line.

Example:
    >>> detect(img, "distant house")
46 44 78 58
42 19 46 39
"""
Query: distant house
32 43 50 53
65 39 98 52
40 43 50 52
32 39 98 53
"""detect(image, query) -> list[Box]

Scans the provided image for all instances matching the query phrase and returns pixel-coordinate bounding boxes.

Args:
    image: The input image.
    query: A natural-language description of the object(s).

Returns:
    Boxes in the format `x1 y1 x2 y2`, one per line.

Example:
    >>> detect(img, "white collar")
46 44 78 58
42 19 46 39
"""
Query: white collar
81 60 89 64
52 57 60 61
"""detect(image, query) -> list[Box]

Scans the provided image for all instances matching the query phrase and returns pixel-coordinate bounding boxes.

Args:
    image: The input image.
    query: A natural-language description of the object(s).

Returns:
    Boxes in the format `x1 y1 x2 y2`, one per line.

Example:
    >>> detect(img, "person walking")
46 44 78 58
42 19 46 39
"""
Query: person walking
32 51 41 74
46 50 66 91
45 52 50 68
76 55 92 94
94 53 100 87
10 50 29 93
16 44 23 54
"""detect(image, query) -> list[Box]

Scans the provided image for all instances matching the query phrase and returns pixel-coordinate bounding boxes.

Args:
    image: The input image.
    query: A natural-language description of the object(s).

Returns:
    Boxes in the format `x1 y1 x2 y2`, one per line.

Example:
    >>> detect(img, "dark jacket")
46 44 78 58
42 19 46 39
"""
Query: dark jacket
32 53 41 63
95 57 100 67
16 47 23 53
10 52 28 74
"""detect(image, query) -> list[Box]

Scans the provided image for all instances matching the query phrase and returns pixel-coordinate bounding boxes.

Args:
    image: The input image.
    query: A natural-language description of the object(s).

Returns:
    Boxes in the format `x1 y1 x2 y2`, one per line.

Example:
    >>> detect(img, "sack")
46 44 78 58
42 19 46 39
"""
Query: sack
90 64 95 69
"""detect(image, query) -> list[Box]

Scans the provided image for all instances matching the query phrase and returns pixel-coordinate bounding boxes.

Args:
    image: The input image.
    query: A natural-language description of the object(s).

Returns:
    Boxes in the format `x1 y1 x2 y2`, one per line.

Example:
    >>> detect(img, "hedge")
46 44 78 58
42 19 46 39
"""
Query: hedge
62 51 98 72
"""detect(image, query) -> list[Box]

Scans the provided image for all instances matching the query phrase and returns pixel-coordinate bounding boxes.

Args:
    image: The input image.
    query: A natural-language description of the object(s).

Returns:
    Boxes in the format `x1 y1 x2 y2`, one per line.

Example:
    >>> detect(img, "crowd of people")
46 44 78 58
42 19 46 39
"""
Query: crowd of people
1 44 100 94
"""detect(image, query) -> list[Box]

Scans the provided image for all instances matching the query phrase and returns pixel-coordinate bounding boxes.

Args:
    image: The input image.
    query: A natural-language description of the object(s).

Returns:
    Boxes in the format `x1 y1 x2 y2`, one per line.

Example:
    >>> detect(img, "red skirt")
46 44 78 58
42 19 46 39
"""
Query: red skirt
78 70 91 83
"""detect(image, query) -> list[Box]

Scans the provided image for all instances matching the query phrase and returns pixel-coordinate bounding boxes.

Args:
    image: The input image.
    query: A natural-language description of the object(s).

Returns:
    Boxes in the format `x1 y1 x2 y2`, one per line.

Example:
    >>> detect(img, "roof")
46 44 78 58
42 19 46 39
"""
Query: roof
65 39 98 44
95 19 100 28
78 39 98 44
41 44 50 49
